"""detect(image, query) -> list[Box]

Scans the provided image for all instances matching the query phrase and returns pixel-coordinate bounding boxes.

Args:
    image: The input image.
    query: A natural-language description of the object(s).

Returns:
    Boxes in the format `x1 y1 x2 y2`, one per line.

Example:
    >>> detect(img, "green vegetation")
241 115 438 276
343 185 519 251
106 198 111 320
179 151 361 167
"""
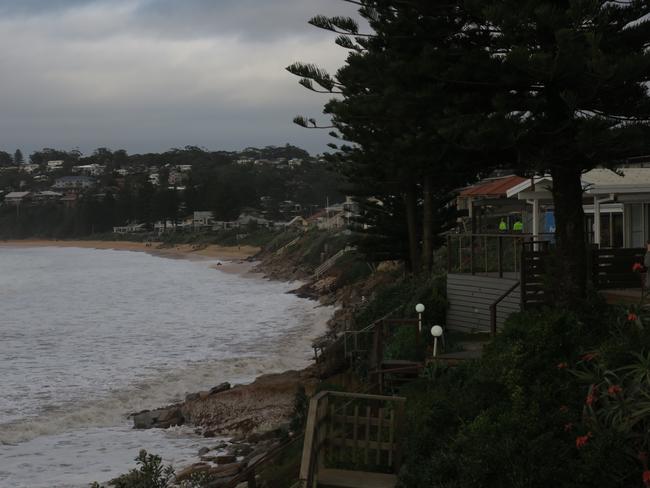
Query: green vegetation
395 298 650 487
92 450 174 488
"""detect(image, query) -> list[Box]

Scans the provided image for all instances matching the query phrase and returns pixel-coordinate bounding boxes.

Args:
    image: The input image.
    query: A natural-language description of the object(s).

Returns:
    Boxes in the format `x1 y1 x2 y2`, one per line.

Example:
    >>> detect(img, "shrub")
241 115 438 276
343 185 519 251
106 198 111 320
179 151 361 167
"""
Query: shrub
99 450 174 488
397 300 635 488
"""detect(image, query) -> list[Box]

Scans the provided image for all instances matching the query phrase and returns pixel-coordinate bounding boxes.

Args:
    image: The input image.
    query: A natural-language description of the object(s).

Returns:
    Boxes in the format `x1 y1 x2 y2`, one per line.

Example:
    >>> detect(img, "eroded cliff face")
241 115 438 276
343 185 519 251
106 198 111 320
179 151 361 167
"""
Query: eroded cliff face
132 368 319 437
181 369 319 438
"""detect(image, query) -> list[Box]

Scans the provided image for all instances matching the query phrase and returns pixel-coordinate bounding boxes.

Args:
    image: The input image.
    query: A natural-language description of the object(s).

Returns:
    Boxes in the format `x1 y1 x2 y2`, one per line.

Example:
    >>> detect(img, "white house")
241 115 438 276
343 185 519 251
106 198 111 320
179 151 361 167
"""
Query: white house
113 223 147 234
46 160 64 172
193 211 215 230
4 191 31 205
72 164 106 177
505 167 650 248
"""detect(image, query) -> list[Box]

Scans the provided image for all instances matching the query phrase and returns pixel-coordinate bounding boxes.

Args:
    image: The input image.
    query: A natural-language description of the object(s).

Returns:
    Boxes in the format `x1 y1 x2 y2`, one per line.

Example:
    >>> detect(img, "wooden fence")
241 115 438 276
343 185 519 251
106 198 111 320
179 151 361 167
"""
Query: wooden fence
592 247 645 290
299 391 405 488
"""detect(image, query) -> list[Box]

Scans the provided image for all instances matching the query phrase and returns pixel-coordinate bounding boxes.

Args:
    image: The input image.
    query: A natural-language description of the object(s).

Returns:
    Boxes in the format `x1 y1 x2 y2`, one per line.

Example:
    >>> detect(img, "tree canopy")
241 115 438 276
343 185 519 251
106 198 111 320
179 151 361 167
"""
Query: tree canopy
289 0 650 299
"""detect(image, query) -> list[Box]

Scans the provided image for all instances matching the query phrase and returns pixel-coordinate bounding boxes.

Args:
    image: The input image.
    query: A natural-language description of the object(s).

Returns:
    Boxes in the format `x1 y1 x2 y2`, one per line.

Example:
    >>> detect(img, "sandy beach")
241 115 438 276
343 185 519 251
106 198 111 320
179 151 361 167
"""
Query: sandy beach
0 240 261 274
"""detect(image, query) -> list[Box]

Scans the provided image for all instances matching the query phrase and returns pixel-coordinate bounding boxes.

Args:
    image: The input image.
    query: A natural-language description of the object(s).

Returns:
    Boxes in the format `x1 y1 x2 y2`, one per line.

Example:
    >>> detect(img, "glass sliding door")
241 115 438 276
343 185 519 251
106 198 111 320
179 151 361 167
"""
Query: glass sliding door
612 213 623 248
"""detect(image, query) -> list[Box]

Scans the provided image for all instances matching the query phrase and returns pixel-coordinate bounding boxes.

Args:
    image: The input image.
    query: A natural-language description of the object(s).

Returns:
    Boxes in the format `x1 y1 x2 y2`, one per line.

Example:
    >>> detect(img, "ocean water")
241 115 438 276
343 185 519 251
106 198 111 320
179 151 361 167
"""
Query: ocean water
0 246 333 487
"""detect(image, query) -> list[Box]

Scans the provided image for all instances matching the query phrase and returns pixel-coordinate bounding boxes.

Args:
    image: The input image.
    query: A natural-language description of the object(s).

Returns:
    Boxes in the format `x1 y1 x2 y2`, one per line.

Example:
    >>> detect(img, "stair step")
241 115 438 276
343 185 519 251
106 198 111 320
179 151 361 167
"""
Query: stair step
317 468 397 488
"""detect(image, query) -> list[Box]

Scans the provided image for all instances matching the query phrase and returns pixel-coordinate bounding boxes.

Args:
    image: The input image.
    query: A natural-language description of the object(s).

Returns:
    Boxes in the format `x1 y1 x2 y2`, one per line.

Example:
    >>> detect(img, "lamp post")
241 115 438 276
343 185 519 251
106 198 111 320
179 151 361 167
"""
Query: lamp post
415 303 425 333
431 325 443 358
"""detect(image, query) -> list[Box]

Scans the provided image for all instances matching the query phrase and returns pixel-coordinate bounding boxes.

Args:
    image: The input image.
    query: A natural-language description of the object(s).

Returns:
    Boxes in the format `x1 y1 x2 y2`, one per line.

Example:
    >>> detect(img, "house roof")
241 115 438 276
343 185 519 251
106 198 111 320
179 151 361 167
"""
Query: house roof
5 191 30 198
582 168 650 194
460 175 527 198
505 168 650 198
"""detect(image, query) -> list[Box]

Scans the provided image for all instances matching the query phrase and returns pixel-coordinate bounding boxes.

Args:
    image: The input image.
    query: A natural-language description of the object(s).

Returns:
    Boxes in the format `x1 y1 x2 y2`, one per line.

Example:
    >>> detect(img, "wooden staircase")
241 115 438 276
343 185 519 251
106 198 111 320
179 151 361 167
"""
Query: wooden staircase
299 391 406 488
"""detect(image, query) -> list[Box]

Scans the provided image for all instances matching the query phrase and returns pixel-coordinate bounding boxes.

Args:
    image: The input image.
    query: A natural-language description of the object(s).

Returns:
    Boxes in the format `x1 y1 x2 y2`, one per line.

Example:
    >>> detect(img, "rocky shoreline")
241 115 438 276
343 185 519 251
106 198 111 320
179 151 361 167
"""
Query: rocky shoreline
116 236 382 486
129 366 324 486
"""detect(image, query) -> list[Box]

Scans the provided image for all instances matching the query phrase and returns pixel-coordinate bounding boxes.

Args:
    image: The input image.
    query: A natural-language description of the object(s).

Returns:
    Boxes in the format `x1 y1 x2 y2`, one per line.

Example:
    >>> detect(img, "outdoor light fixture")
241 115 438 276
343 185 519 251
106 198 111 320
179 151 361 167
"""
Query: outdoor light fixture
431 325 443 358
415 303 425 332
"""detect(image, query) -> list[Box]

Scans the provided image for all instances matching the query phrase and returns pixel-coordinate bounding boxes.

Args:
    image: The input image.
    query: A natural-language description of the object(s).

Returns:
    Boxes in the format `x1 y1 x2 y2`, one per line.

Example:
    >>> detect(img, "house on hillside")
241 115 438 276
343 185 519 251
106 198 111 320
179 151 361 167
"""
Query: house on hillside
19 163 40 174
284 216 309 228
33 191 63 203
193 211 215 230
113 223 147 234
237 211 272 228
4 191 31 206
52 176 95 192
72 164 106 177
46 160 64 172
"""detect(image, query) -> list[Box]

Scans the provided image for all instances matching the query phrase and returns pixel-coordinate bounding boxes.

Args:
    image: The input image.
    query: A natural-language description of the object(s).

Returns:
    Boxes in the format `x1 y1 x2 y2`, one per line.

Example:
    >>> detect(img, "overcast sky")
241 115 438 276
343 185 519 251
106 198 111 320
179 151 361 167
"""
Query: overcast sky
0 0 357 157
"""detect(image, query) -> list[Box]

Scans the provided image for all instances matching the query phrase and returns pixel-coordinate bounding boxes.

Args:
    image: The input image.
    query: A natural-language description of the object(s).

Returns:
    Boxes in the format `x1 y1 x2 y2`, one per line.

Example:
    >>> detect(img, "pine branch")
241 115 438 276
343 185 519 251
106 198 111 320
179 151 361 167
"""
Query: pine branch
308 15 375 37
286 62 343 92
293 116 335 129
335 35 366 52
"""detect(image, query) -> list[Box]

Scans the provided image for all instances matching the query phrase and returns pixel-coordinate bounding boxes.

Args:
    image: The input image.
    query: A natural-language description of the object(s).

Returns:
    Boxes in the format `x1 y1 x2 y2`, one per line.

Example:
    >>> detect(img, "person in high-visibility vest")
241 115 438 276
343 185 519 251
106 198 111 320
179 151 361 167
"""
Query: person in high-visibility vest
513 219 523 232
499 218 508 232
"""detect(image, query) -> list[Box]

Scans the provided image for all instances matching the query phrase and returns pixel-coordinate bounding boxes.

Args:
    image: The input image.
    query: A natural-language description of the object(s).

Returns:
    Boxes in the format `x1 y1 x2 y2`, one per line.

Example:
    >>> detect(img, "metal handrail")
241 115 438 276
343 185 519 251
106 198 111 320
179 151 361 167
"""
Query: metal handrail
489 280 520 336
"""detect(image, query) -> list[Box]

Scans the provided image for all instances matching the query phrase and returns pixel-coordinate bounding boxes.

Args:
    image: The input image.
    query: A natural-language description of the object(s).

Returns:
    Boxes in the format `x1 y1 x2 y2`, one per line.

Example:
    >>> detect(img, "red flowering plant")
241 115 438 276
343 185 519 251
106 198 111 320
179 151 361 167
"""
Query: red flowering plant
569 348 650 484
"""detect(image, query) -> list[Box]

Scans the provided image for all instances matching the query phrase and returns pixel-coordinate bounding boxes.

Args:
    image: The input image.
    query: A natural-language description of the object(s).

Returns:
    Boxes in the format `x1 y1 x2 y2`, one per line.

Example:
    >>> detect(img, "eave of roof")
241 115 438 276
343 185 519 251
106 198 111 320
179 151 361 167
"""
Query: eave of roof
460 175 527 197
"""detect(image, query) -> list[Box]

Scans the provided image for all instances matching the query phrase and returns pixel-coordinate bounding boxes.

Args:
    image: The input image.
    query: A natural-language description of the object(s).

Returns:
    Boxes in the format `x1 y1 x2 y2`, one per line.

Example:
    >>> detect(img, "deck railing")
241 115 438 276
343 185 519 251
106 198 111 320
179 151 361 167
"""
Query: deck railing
299 391 406 488
446 233 554 277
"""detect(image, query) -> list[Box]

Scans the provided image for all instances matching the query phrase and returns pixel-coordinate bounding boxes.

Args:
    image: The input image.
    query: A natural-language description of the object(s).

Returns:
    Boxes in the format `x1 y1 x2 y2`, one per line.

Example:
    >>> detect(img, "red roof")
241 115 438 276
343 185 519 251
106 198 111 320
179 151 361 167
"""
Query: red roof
459 175 527 198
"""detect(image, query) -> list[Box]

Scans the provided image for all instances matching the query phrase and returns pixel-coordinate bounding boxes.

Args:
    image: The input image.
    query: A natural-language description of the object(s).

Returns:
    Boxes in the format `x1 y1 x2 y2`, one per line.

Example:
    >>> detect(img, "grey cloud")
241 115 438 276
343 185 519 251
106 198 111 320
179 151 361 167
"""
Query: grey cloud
0 0 95 16
0 0 356 156
131 0 359 41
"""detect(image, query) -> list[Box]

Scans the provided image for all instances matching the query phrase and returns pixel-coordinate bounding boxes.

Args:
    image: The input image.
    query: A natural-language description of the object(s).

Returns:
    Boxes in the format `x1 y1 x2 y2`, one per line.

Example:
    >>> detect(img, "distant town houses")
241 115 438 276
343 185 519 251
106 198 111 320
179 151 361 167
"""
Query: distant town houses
52 176 96 191
0 146 347 236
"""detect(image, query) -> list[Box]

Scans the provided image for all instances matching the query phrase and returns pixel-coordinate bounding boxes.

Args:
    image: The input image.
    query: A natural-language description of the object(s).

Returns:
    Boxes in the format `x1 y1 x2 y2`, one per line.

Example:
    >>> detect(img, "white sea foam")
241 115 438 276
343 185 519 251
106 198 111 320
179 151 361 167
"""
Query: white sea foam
0 246 333 487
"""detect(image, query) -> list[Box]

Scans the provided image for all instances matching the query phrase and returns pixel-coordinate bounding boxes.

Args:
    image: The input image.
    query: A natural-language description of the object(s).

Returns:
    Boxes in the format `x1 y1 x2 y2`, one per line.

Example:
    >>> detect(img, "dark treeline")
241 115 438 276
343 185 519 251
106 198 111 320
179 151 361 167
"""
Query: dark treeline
0 144 342 238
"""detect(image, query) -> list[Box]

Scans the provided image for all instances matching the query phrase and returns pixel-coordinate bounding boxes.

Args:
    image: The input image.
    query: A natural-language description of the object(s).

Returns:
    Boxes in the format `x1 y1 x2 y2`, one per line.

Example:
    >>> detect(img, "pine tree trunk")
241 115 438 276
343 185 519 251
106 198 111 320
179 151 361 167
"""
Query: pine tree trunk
404 185 421 273
550 165 587 302
421 175 434 273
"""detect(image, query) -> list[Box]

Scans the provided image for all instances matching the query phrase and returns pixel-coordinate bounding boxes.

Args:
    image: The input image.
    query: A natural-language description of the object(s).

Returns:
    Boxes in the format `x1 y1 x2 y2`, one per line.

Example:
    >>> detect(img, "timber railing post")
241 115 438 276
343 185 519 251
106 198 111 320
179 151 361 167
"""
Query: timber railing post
498 236 503 278
490 303 497 337
520 243 527 310
484 236 488 273
447 234 452 272
470 234 475 275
